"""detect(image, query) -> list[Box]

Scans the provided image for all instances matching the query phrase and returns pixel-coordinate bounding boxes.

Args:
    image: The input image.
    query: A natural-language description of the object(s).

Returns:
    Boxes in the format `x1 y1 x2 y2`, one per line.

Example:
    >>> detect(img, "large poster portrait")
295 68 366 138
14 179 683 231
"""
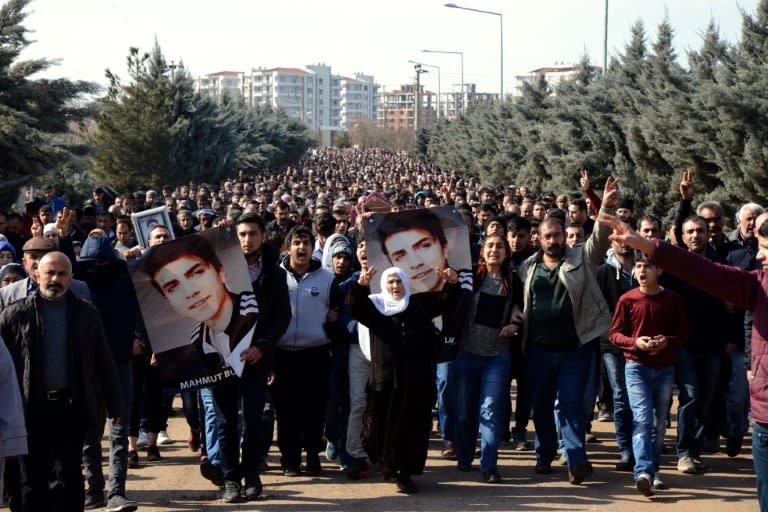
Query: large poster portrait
131 228 255 390
362 205 472 295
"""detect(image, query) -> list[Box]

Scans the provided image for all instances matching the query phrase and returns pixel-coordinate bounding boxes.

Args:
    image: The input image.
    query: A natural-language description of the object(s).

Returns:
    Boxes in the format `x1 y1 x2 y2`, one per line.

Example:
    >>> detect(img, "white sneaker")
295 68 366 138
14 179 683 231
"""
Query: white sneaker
653 475 668 490
136 431 150 448
157 430 173 445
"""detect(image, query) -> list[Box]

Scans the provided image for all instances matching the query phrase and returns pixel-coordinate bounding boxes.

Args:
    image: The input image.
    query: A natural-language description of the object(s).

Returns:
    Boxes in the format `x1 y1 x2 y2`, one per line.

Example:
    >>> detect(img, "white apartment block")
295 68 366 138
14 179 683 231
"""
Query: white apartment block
193 64 379 145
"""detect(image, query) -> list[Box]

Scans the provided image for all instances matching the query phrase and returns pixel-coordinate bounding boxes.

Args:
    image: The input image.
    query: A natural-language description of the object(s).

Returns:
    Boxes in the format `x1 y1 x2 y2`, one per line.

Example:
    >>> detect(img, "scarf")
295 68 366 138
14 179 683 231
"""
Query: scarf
368 266 411 316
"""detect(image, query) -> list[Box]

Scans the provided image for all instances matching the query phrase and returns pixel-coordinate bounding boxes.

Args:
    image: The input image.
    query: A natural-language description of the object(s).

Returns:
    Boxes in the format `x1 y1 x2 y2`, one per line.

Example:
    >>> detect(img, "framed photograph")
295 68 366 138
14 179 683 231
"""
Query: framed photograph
131 206 174 247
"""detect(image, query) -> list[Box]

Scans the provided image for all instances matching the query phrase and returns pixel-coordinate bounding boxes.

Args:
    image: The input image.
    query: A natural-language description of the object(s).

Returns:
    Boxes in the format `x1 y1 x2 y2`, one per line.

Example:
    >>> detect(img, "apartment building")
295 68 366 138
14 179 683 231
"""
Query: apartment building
193 64 379 145
377 84 437 131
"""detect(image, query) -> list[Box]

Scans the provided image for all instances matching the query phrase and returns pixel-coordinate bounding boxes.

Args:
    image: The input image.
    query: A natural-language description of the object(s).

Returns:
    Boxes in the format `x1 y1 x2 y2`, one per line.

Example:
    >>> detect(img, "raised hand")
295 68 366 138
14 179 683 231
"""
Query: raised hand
358 266 377 287
602 176 620 208
579 169 590 191
436 267 458 285
680 170 694 201
597 213 656 255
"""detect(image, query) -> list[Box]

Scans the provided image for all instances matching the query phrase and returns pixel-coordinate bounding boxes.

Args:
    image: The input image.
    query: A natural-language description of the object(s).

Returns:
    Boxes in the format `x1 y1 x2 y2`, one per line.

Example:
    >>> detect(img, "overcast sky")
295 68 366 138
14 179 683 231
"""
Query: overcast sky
21 0 757 95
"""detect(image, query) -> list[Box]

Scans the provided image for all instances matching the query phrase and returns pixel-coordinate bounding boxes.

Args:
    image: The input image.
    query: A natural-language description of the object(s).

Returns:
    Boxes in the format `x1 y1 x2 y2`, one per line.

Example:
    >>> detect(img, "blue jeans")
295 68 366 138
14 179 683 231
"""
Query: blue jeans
528 343 591 466
436 361 457 444
557 346 598 452
625 361 673 480
325 343 352 467
752 422 768 511
674 347 721 458
455 349 512 472
727 351 749 438
212 361 268 481
200 387 220 465
602 352 633 457
83 361 132 498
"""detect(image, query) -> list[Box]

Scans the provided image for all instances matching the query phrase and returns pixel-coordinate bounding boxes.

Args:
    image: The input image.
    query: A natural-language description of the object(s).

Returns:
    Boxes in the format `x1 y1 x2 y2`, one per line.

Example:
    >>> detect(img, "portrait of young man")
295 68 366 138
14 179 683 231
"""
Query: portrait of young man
133 229 255 388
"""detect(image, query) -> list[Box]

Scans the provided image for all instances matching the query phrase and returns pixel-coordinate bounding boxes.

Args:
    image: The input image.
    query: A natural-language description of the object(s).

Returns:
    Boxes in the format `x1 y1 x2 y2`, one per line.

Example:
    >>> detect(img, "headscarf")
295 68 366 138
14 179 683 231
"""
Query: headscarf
368 266 411 316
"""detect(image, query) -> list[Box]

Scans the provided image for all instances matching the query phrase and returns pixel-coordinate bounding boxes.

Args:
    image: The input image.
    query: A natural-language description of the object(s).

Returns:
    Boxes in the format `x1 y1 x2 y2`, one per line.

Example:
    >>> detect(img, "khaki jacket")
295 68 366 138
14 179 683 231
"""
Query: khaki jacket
519 207 614 350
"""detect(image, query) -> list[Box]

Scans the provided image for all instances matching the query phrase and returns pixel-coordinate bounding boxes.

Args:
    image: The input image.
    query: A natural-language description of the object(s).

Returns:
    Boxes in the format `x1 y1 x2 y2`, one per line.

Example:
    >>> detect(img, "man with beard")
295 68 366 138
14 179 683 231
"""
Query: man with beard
0 237 90 311
663 216 736 474
77 237 139 511
0 252 121 511
518 177 617 485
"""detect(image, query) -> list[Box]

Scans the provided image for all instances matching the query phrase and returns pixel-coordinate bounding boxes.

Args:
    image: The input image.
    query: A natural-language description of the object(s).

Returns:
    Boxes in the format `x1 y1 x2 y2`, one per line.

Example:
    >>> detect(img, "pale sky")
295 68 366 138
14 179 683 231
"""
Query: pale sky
21 0 757 96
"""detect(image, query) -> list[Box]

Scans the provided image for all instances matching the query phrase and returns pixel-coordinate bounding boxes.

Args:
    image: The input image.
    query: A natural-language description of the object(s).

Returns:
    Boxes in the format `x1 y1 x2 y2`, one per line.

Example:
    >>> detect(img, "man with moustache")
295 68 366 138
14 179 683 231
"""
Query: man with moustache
0 252 121 511
0 237 90 311
518 177 618 485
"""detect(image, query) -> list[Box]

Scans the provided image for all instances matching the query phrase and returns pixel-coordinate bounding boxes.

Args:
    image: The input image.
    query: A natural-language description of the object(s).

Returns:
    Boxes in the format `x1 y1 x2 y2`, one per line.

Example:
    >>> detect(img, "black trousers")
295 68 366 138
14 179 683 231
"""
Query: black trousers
273 346 330 469
10 400 87 512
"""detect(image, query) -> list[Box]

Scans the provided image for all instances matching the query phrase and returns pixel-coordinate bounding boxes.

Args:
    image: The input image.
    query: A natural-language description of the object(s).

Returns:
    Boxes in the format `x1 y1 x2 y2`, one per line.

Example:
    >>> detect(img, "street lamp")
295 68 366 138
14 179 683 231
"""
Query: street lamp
422 49 464 115
409 60 440 119
444 2 503 101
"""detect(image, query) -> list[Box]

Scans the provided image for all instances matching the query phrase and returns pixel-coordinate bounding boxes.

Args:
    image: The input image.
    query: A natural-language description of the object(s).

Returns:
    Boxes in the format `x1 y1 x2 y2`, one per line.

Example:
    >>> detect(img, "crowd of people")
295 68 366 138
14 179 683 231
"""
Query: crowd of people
0 147 766 511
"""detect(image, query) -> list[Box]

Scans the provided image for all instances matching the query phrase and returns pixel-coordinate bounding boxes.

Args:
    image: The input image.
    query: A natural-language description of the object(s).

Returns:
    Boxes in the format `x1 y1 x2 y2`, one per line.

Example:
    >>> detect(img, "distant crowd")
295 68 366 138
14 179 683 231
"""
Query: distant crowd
0 147 767 511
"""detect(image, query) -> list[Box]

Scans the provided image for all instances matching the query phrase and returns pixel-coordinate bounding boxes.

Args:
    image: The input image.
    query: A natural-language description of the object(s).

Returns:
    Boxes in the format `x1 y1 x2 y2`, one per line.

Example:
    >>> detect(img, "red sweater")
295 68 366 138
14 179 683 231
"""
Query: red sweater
608 287 688 367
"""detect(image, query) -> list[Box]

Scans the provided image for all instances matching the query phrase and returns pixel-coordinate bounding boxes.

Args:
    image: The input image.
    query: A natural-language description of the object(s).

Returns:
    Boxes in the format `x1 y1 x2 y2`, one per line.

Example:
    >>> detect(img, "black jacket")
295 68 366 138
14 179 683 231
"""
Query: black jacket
0 291 122 427
251 243 292 368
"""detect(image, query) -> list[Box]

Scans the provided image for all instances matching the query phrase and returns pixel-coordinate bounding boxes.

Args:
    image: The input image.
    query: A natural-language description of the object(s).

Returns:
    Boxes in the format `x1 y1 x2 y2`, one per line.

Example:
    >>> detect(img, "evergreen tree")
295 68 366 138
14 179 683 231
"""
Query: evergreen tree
0 0 97 208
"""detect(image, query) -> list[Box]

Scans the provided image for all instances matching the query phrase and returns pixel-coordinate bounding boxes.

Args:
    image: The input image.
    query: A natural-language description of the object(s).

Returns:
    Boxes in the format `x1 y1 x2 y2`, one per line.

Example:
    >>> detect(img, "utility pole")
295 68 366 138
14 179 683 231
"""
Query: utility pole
414 64 422 132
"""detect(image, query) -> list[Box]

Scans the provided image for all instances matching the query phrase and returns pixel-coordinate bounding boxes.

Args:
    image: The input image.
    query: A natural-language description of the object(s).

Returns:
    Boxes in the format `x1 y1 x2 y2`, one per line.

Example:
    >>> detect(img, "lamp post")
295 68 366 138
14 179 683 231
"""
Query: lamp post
422 49 464 115
444 3 503 101
603 0 608 73
410 60 440 119
414 64 429 131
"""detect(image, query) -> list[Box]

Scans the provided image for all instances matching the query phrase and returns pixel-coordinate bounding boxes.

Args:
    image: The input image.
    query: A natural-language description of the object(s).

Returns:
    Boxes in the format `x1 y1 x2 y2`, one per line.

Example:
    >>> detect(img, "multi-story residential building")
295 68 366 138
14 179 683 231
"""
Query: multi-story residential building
377 84 437 131
513 64 603 97
193 64 379 145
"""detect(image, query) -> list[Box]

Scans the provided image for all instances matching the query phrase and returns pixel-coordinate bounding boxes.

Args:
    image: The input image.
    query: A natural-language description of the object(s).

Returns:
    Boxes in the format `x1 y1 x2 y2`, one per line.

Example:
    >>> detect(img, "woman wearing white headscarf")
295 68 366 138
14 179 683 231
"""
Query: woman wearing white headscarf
347 265 460 494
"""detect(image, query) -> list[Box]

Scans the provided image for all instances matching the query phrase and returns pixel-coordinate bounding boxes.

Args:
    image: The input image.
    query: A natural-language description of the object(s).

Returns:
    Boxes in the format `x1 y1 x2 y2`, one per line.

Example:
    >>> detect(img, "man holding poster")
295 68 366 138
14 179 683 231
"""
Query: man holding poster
134 229 266 502
143 234 257 380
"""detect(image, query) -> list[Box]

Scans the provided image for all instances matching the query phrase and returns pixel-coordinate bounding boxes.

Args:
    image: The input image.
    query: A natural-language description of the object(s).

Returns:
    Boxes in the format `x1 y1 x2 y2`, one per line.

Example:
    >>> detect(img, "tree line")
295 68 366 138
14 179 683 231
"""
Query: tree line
423 1 768 220
0 0 313 209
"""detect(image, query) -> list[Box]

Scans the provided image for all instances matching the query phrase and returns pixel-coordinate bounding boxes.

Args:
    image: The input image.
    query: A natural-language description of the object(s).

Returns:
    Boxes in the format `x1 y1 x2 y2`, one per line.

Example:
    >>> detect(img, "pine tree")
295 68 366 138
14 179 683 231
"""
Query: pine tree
0 0 97 208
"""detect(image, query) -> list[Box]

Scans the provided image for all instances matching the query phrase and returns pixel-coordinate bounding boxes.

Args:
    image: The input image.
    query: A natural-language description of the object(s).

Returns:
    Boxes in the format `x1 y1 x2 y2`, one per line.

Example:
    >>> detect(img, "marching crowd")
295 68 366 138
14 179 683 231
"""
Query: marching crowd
0 147 766 511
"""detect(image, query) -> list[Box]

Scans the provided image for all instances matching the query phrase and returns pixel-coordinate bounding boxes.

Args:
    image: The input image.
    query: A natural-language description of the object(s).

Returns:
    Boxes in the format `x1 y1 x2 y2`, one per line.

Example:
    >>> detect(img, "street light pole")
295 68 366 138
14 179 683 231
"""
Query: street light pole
410 60 440 119
445 3 503 101
422 49 464 115
604 0 609 73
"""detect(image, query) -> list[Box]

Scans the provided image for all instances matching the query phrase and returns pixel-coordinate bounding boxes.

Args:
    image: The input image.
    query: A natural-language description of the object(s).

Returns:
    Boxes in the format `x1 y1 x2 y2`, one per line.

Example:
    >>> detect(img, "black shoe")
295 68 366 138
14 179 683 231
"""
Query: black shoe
346 458 369 480
146 445 162 462
457 462 472 472
726 436 743 457
482 470 501 484
200 459 225 487
127 450 139 469
84 490 106 509
534 461 552 475
568 460 593 485
222 481 242 503
283 466 302 477
615 454 634 472
305 453 321 476
244 472 262 500
396 474 417 494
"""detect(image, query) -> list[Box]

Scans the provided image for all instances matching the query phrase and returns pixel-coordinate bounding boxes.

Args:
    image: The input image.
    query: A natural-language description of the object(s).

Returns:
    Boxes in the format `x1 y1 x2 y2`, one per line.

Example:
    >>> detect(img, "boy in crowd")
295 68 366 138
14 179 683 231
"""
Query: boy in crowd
608 256 687 496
